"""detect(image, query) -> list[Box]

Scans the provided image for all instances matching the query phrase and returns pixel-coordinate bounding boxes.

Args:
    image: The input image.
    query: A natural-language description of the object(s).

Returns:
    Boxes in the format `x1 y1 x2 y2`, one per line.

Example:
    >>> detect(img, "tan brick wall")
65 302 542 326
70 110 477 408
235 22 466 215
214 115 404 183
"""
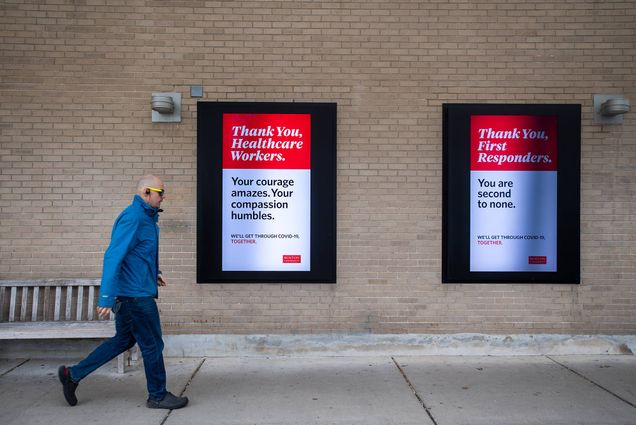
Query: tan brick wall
1 0 634 335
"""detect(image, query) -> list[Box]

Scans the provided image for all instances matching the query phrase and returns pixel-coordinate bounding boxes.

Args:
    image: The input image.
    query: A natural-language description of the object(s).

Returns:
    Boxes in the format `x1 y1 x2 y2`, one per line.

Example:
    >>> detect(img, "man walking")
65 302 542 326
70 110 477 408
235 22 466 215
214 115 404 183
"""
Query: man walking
58 175 188 409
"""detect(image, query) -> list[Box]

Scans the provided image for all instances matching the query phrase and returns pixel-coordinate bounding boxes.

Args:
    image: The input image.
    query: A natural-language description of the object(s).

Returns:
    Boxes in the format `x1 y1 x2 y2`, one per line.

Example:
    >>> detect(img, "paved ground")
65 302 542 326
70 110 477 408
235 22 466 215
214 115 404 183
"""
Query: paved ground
1 355 634 425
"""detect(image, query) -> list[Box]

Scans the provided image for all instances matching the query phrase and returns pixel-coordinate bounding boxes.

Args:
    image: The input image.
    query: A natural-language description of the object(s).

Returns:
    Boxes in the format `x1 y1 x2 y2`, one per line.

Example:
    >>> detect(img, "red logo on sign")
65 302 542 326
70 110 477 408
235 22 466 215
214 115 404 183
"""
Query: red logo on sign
283 255 301 263
529 256 547 264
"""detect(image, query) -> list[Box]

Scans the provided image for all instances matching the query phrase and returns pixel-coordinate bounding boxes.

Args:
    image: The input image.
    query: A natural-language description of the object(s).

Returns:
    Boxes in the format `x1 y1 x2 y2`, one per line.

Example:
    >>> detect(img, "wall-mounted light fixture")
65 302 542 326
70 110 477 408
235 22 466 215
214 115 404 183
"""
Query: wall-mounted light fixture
593 94 631 124
151 92 181 123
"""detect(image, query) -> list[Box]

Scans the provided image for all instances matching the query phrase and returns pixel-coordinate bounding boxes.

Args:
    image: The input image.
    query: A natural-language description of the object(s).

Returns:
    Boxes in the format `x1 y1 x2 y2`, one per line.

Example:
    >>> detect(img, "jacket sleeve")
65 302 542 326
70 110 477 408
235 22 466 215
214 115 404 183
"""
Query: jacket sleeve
98 212 139 308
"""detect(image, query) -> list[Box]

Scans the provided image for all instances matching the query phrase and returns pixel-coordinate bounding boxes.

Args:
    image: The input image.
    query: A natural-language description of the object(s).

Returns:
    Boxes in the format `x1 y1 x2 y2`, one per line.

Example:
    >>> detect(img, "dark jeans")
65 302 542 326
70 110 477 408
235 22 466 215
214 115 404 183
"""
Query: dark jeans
69 297 167 401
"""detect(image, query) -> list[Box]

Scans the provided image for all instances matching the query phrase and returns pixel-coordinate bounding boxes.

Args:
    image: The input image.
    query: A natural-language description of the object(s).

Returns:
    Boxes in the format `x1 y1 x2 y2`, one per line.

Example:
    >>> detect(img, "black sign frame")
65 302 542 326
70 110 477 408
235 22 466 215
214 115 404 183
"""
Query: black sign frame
442 103 581 283
197 102 337 283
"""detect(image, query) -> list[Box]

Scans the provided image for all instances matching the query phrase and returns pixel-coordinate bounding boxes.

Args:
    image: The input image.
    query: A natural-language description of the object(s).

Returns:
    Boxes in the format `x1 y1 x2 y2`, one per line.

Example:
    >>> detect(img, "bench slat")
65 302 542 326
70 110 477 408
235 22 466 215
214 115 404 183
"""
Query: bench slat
88 286 95 320
0 279 100 288
9 287 17 322
54 287 61 321
65 286 73 320
20 287 29 321
0 321 115 339
0 287 5 321
31 287 39 321
76 286 84 321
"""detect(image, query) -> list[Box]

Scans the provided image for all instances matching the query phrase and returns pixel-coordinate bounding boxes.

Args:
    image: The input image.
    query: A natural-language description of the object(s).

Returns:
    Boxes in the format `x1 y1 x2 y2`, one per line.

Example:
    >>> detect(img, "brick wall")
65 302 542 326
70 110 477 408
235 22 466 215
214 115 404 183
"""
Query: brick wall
1 0 634 335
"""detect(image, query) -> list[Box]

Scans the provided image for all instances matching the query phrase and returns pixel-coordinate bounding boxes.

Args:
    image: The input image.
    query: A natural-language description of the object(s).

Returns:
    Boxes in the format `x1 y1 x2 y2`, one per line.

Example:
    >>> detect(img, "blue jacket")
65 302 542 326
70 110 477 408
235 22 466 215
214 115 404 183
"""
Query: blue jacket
98 195 160 308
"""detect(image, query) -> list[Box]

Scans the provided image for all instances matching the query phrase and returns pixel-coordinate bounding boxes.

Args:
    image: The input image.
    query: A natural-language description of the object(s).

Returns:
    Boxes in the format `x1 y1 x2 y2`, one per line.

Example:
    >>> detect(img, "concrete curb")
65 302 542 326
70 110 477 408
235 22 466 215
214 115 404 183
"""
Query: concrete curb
162 333 636 357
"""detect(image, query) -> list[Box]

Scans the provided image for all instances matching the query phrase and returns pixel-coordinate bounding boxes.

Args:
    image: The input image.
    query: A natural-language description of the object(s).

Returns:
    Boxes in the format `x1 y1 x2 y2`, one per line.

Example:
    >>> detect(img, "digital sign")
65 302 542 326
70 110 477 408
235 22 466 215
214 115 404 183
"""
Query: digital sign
443 104 580 283
198 102 336 283
222 113 311 271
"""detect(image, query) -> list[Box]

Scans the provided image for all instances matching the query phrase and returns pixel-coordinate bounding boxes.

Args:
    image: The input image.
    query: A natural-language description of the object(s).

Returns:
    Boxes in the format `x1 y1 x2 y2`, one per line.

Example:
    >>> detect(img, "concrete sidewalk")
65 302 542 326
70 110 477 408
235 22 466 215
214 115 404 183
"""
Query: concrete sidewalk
0 355 634 425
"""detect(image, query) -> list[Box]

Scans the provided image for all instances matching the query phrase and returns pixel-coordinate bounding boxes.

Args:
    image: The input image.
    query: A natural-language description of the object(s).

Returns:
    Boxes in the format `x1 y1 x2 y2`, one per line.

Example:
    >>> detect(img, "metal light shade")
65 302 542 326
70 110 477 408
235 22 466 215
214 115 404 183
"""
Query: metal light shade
600 98 631 116
151 92 181 123
593 95 631 124
151 95 175 114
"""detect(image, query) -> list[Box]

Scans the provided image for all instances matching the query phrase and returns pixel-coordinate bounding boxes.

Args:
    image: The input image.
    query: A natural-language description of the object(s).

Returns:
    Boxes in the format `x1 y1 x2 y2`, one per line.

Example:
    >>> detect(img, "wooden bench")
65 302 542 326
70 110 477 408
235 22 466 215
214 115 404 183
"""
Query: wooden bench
0 279 133 373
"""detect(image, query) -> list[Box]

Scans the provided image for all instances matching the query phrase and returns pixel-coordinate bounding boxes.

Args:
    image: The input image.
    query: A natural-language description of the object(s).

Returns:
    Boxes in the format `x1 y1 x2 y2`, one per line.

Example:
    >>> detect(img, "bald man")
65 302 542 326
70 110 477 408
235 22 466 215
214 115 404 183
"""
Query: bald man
58 175 188 410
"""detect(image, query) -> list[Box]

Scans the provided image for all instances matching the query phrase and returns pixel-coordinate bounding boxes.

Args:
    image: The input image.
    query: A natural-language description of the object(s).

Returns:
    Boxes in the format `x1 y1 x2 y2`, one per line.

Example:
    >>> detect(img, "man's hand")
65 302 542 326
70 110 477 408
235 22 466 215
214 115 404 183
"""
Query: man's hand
97 306 112 320
158 274 167 286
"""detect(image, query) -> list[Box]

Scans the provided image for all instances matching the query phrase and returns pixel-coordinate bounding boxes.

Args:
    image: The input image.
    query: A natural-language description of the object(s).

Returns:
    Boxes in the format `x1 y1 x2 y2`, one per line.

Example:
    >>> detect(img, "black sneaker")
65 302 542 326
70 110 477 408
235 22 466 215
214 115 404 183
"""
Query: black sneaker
58 365 78 406
146 391 189 409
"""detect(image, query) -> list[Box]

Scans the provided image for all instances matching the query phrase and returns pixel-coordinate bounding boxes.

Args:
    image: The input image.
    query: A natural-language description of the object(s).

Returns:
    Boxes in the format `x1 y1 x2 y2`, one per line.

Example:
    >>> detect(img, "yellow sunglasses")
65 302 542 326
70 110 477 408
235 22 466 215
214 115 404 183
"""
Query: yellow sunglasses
147 187 165 197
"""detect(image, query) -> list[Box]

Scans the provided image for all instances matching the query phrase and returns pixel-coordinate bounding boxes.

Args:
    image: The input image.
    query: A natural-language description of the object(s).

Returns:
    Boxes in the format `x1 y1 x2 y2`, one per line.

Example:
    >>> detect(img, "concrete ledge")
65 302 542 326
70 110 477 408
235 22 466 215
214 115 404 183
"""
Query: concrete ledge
162 333 636 357
1 333 634 359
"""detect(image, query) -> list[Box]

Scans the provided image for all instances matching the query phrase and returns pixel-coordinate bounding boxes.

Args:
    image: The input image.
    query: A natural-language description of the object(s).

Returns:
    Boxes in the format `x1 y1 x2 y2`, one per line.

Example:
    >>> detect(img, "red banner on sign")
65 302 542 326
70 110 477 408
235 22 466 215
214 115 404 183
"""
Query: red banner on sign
223 113 311 169
529 256 548 264
471 115 557 171
283 255 302 263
